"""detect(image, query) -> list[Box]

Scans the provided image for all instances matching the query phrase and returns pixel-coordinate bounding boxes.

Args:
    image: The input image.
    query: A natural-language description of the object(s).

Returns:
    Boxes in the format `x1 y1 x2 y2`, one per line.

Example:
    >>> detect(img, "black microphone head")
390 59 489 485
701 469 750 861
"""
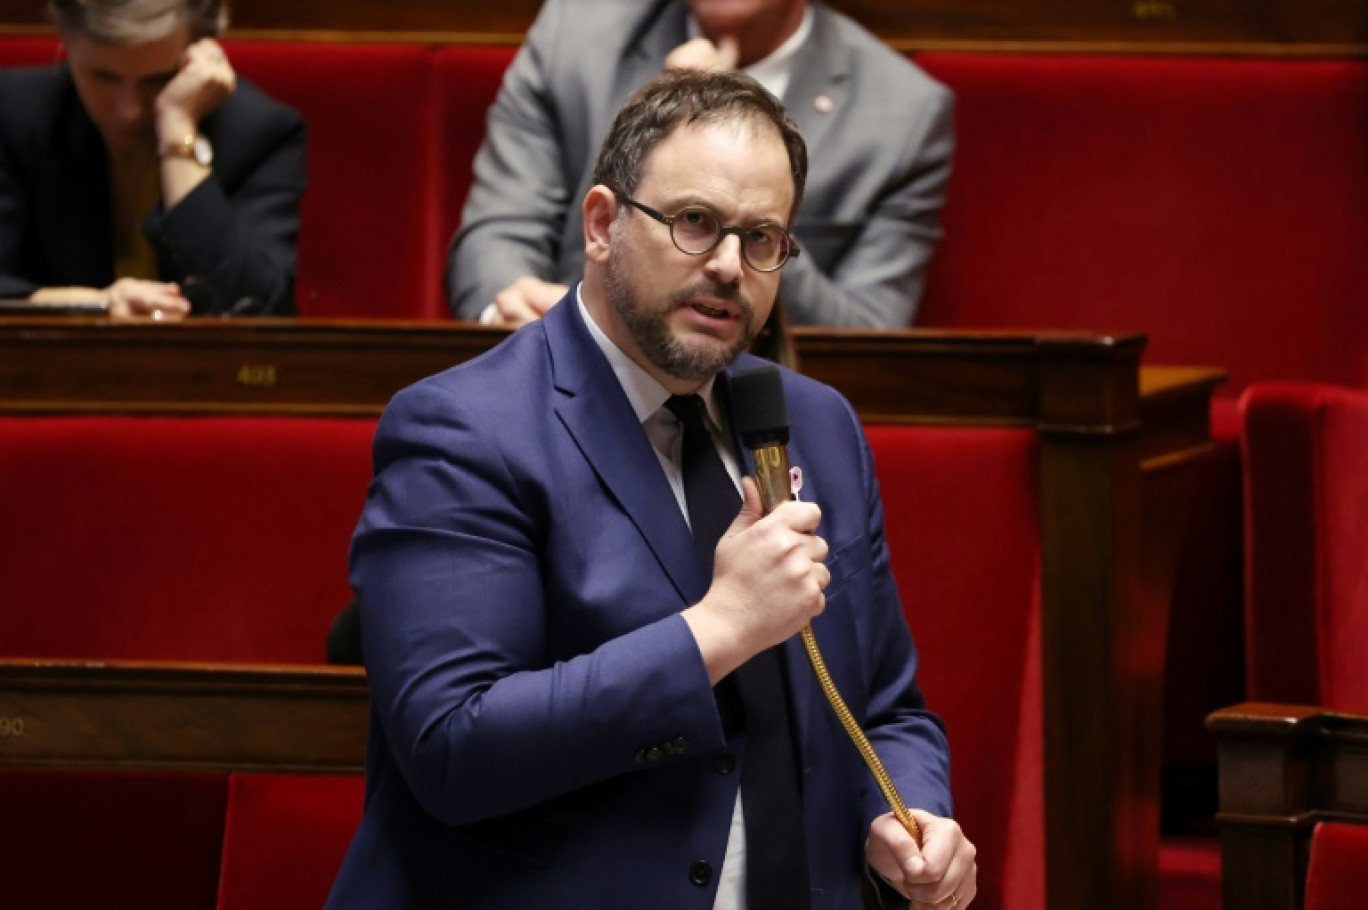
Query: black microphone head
729 365 790 448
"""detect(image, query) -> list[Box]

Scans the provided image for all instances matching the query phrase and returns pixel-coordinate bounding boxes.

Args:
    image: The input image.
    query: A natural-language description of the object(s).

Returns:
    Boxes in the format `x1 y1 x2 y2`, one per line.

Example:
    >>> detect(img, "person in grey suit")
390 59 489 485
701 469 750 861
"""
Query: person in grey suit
446 0 953 329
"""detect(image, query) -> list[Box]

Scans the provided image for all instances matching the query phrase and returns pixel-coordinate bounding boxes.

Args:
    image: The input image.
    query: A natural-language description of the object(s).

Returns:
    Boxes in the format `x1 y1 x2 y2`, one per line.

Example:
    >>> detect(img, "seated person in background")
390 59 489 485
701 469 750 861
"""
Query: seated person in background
0 0 305 318
447 0 953 330
333 68 975 909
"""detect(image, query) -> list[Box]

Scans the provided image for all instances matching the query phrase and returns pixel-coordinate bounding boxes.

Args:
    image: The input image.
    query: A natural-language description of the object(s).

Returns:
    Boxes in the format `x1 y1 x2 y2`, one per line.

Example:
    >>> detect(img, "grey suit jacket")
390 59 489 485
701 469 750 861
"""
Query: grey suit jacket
446 0 953 328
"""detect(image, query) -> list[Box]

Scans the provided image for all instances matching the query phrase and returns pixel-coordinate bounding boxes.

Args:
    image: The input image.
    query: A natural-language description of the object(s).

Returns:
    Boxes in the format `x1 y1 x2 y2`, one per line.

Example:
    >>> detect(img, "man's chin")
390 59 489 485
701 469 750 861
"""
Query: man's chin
656 331 750 382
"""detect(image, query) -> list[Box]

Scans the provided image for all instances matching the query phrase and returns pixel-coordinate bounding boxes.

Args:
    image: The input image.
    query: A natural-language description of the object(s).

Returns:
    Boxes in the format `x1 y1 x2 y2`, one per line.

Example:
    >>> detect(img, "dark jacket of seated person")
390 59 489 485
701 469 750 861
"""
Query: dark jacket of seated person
0 64 305 315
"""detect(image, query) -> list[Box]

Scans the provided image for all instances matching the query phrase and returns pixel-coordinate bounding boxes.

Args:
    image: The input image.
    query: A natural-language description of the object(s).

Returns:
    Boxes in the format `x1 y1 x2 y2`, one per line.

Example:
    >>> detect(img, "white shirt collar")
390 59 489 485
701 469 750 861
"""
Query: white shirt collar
686 5 815 102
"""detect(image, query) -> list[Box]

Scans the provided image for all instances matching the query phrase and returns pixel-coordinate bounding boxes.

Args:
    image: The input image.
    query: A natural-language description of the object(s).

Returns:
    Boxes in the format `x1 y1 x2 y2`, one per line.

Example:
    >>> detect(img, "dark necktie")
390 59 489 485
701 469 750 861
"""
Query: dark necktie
665 395 811 910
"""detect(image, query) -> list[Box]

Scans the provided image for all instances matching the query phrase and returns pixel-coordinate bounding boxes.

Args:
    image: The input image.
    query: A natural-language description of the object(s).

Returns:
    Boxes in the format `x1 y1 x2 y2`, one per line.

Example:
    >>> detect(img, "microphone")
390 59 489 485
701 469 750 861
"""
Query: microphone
729 365 793 513
727 363 925 847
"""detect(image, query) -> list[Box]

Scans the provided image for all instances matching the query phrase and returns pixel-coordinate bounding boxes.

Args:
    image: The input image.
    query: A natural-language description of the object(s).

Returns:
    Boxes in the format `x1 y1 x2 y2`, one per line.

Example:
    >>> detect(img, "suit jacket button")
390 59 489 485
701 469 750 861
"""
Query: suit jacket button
688 860 713 886
670 736 689 755
713 752 736 775
646 746 665 763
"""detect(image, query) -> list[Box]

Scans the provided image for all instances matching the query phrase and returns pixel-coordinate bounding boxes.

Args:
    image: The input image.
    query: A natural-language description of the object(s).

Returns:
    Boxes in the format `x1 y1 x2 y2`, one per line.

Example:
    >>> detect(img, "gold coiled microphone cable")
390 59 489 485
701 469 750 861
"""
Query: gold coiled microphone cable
730 365 922 847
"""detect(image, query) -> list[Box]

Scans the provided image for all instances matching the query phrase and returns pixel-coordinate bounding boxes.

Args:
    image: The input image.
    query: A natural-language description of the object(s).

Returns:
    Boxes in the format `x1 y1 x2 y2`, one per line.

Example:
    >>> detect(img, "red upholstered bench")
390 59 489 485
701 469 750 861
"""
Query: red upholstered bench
216 773 365 910
1205 384 1368 909
911 53 1368 846
0 415 374 909
915 53 1368 392
222 41 445 319
1239 382 1368 710
866 424 1044 909
0 35 60 67
1305 822 1368 910
0 415 374 663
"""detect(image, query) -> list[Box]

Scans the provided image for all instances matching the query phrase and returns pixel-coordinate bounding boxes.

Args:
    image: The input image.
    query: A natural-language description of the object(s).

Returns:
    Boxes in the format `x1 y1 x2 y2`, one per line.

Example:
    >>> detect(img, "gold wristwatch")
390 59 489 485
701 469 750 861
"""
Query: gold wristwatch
161 133 213 167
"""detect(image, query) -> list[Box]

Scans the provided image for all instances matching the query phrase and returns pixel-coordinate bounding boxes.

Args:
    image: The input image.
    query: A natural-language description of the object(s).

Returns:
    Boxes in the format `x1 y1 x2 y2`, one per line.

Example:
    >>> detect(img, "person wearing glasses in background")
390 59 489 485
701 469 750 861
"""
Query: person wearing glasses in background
0 0 305 318
447 0 953 330
330 69 976 910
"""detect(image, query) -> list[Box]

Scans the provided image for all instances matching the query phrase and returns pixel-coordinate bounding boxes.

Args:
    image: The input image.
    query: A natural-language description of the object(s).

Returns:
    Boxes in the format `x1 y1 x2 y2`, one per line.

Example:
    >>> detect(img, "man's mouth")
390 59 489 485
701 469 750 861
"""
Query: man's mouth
691 301 734 320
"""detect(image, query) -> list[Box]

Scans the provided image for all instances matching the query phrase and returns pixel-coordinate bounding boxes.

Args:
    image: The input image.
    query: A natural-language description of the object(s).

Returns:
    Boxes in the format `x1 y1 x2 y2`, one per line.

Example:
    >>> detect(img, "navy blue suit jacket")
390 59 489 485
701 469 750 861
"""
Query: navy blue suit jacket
328 295 951 909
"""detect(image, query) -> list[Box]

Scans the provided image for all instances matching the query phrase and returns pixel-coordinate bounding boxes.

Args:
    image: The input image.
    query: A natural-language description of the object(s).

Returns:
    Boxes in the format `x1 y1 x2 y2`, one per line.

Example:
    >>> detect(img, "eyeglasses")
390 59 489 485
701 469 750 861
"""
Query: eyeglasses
615 193 800 273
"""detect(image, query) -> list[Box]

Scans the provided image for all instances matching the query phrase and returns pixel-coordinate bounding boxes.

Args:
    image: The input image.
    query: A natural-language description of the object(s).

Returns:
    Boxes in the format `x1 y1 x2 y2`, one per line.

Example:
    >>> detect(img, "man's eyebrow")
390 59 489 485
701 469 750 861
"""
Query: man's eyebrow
663 195 787 226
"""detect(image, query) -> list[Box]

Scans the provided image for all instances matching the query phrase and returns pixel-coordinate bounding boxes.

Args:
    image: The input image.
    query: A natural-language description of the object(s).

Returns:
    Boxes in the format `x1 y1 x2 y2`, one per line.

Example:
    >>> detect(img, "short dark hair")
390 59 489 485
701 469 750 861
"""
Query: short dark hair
592 68 808 221
50 0 227 43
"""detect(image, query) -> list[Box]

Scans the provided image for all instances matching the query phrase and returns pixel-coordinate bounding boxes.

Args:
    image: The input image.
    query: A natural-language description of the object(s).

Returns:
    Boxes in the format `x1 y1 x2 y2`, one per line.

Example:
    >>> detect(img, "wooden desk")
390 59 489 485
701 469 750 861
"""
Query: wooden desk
0 317 1223 910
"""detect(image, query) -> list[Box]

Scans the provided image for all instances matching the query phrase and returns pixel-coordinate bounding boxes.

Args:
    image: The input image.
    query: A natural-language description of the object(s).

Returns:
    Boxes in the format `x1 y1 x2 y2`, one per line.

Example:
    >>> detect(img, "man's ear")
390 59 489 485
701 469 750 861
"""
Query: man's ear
583 185 619 265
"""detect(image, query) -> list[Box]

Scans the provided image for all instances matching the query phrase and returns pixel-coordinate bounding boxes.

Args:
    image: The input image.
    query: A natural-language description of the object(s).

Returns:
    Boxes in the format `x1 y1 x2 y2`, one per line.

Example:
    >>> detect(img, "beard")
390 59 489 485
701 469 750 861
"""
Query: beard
603 244 760 384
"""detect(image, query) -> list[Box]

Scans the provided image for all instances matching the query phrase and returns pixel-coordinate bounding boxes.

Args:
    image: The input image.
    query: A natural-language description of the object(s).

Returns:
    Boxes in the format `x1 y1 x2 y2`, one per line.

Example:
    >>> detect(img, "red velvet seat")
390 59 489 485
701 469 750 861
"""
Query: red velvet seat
0 416 375 663
0 35 59 67
914 54 1368 392
911 55 1368 850
1240 383 1368 710
1206 384 1368 908
222 42 443 319
1305 822 1368 910
216 773 364 910
866 424 1044 910
0 415 374 908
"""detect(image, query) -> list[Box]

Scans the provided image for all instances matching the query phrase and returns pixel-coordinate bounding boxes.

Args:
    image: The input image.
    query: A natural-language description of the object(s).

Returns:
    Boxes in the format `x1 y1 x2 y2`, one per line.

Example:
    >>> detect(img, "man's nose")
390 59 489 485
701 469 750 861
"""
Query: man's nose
703 233 745 284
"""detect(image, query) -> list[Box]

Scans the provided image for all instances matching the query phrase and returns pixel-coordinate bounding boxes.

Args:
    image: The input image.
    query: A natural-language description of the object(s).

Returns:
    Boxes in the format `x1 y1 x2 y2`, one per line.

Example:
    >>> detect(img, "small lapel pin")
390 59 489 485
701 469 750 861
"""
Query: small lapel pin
813 94 834 114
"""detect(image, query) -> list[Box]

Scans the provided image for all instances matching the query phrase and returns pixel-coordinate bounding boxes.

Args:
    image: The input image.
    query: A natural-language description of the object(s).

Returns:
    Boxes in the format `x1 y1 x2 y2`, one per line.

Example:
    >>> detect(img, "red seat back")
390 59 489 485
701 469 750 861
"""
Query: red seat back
224 42 442 318
1305 822 1368 910
916 54 1368 396
216 773 364 910
0 36 60 67
0 416 375 663
867 424 1044 910
1240 383 1368 709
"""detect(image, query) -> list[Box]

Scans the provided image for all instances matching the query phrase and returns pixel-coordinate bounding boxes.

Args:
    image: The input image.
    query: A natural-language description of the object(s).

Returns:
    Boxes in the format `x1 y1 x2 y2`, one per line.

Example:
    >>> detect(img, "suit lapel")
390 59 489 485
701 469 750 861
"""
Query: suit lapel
543 298 707 607
782 5 848 168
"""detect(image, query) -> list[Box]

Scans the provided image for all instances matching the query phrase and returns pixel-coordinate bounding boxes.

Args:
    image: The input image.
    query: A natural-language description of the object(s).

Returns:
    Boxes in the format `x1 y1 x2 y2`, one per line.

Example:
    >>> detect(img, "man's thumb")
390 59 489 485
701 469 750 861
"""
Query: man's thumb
727 476 766 533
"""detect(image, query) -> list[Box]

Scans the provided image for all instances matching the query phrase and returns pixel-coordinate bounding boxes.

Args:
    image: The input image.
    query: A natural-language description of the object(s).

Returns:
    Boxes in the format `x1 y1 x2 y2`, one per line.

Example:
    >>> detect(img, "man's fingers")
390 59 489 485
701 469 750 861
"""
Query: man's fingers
714 35 740 69
767 497 822 536
493 293 539 327
901 811 953 883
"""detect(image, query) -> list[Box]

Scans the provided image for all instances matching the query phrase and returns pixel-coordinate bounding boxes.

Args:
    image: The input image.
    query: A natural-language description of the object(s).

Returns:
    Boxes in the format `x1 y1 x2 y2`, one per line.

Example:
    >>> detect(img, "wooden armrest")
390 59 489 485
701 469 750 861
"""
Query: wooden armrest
1206 702 1368 910
0 659 368 774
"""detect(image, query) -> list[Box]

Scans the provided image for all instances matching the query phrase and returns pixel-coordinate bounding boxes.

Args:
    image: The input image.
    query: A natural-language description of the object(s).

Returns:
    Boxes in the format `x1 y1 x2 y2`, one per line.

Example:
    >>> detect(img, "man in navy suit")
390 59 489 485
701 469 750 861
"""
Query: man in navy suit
330 69 976 910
